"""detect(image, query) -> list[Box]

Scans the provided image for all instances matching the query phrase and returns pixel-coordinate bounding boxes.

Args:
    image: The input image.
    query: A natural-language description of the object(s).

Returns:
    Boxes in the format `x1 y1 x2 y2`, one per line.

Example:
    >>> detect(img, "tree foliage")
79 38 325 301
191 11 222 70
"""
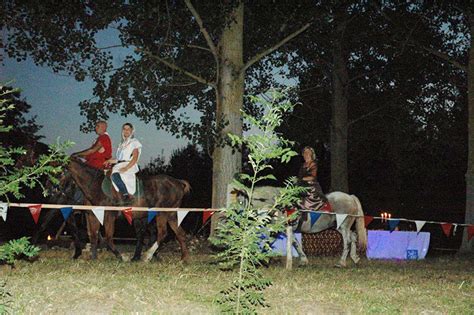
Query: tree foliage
1 1 309 146
272 2 468 220
0 86 72 201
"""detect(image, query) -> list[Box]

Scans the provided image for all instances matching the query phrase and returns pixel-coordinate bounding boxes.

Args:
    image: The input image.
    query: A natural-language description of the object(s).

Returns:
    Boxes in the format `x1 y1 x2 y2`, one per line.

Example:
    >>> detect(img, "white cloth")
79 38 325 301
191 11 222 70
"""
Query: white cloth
112 138 142 195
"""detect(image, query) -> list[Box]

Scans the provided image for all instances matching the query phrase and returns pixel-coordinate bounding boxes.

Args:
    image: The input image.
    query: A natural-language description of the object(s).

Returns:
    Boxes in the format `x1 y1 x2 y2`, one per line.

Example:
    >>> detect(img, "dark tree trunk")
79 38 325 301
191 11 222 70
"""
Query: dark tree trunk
330 20 349 193
210 2 244 237
460 12 474 253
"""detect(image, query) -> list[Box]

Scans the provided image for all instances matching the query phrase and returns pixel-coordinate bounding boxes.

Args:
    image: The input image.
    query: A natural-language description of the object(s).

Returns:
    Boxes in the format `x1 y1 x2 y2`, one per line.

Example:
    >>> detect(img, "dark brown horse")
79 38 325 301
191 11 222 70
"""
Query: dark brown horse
67 157 191 262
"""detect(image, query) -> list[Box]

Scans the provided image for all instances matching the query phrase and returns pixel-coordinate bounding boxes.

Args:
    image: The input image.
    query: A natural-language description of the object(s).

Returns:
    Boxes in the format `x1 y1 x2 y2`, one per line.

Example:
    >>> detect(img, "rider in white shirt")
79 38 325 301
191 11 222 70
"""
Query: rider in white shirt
105 123 142 201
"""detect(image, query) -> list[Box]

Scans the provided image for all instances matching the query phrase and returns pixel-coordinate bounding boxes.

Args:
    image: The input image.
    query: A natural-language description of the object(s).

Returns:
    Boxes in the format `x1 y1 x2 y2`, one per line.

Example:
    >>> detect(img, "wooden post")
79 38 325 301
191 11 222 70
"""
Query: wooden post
286 224 293 270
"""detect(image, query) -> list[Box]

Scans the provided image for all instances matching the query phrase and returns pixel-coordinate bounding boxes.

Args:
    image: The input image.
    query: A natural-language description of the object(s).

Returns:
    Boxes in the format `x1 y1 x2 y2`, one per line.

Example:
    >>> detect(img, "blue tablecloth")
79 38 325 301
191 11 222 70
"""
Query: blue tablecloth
367 230 430 260
271 233 301 257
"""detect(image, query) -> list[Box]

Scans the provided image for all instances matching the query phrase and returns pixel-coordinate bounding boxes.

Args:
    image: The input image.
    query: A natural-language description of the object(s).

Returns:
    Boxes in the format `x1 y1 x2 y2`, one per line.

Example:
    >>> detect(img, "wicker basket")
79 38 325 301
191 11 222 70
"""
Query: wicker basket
302 229 343 256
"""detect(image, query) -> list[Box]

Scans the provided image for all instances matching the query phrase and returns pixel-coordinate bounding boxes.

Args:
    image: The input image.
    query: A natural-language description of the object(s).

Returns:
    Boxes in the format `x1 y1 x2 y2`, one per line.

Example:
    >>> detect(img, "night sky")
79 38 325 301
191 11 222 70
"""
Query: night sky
0 28 189 165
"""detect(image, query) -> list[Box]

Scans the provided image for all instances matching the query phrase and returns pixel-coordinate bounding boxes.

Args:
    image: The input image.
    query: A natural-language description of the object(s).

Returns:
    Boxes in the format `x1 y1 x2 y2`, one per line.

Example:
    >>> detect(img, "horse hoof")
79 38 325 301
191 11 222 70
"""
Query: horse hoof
73 252 82 259
352 256 360 264
131 256 141 262
299 258 309 266
181 256 190 264
334 263 346 268
121 254 131 262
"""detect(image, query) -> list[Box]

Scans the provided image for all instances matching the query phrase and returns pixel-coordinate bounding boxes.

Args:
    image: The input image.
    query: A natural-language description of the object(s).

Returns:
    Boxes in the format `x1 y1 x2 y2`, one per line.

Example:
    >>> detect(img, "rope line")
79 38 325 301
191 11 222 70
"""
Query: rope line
3 203 472 227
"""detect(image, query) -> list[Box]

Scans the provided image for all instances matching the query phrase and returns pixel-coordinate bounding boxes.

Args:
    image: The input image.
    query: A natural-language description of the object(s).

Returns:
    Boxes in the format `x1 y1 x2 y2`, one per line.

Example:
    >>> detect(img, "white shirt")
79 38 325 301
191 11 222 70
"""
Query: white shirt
112 137 142 174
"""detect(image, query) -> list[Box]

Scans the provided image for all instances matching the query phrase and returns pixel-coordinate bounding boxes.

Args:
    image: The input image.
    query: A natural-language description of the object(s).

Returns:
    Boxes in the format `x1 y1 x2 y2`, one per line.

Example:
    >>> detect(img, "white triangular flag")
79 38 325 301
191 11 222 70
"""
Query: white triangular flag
336 214 348 229
177 210 189 227
415 220 426 233
0 203 7 221
92 207 105 225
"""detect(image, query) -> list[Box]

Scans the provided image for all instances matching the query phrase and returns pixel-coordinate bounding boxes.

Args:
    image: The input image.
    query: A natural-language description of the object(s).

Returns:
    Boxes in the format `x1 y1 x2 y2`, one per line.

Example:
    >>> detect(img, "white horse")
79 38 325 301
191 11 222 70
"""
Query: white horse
227 184 367 267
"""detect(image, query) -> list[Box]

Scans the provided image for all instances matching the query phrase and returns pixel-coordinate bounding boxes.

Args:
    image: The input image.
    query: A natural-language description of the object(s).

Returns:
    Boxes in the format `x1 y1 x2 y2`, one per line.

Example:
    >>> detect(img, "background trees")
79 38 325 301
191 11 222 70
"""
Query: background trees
1 1 472 251
2 0 312 235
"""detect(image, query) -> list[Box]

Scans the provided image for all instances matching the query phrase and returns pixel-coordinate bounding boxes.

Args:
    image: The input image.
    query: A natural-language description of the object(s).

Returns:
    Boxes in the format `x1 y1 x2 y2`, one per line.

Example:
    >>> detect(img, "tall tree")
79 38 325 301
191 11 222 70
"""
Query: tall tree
277 2 392 193
278 2 467 227
1 1 310 235
0 86 43 147
373 1 472 251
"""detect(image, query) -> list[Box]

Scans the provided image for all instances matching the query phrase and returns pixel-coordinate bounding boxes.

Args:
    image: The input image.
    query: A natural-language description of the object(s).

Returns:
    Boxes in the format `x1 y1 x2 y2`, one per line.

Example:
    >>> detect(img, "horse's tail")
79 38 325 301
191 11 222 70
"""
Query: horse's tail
180 180 191 195
352 195 367 250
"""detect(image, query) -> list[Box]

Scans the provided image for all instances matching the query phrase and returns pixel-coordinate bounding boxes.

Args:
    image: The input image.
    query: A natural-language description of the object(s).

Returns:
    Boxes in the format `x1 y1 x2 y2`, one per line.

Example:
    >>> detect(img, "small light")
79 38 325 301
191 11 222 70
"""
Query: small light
47 235 52 241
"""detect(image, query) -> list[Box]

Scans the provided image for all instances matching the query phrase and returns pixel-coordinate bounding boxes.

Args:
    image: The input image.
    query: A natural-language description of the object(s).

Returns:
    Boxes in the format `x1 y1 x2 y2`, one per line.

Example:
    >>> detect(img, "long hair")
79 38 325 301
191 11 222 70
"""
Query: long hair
302 146 316 161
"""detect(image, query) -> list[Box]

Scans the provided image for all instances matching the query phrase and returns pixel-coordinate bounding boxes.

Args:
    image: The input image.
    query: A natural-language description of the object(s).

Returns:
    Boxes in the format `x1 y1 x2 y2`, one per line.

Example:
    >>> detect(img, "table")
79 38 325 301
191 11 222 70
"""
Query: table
270 232 302 257
367 230 430 260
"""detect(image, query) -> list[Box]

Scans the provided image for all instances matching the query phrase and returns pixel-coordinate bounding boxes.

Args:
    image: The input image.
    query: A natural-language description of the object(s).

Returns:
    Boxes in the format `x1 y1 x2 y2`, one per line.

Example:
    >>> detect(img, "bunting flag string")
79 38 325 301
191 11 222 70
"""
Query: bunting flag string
122 208 133 225
147 210 158 223
388 219 400 232
28 204 42 224
441 223 453 237
414 220 426 233
467 226 474 241
1 202 473 237
309 212 321 227
0 203 7 222
202 210 214 225
60 207 73 221
336 214 348 229
92 207 105 225
177 211 188 227
364 216 374 228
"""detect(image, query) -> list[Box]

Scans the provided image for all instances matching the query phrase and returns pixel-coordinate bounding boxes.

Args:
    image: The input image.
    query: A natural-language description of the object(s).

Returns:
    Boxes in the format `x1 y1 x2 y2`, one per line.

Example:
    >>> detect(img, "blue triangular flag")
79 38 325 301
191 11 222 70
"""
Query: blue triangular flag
60 207 73 221
310 212 321 227
388 219 400 232
148 210 158 223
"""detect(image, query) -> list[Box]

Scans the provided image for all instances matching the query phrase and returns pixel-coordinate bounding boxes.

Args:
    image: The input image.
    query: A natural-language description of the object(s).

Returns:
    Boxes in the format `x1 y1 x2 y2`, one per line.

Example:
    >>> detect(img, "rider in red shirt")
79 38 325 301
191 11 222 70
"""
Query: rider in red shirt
72 121 112 169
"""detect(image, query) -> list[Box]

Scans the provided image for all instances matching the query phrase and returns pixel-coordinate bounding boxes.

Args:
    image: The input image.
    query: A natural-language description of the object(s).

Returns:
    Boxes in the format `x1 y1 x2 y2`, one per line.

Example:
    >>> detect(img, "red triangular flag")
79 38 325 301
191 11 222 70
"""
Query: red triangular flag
202 210 214 224
467 225 474 241
364 216 374 228
28 204 42 224
122 208 133 225
286 208 296 216
441 223 453 237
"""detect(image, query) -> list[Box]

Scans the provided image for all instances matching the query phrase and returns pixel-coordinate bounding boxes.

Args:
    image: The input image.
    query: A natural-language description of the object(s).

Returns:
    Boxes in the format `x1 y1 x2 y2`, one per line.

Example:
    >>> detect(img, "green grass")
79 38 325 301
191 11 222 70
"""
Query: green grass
1 245 473 314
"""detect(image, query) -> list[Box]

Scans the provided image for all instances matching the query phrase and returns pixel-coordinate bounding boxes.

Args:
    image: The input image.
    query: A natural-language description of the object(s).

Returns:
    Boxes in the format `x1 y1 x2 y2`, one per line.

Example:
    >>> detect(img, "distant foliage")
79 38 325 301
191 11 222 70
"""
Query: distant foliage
0 85 73 201
212 90 306 313
0 237 40 266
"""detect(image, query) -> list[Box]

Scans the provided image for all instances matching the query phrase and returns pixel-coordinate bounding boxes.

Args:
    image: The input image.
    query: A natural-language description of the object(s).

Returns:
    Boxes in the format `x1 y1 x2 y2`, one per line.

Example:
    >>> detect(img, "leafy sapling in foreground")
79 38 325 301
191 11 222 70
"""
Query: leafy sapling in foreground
212 89 307 314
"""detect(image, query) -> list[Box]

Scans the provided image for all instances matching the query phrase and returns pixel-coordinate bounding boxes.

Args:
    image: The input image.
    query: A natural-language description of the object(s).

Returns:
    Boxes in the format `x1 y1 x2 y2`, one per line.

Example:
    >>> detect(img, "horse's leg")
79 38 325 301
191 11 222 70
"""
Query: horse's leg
103 211 122 260
167 213 190 263
131 216 147 261
67 213 83 259
291 234 308 266
336 226 352 268
349 231 361 264
143 215 168 262
86 212 100 260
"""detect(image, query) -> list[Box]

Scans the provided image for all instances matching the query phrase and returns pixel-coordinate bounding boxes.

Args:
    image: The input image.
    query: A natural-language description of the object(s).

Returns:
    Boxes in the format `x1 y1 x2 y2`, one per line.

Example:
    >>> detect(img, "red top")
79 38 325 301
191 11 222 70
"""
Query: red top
85 134 112 169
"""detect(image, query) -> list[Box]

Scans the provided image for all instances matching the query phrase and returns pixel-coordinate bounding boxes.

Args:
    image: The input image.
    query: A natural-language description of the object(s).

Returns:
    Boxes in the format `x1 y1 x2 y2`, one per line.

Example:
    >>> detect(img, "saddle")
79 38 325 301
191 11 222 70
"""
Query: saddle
101 176 144 200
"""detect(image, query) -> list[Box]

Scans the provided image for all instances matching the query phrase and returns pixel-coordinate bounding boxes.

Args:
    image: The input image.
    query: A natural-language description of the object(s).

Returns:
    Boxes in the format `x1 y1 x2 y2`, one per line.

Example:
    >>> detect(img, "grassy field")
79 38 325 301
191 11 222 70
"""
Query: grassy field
1 243 473 314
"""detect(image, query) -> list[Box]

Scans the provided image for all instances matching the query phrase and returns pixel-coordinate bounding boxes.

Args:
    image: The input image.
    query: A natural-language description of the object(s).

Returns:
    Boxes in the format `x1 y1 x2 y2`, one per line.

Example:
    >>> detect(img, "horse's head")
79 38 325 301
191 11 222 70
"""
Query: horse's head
226 183 284 218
